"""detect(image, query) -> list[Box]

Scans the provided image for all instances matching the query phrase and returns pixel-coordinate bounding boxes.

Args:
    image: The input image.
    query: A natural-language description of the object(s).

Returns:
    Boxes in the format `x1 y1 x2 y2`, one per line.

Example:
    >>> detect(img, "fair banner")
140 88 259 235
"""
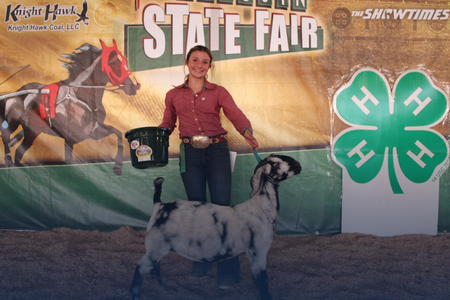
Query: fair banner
1 0 449 236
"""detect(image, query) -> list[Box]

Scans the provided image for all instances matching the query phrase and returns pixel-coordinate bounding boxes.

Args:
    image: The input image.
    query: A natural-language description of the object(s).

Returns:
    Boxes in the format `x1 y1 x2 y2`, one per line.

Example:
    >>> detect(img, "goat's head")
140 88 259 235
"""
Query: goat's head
250 154 301 196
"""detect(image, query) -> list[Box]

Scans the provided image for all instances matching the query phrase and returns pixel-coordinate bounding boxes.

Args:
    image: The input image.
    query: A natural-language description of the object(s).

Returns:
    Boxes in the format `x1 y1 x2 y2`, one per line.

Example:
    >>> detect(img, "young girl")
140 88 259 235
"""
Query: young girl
159 45 259 289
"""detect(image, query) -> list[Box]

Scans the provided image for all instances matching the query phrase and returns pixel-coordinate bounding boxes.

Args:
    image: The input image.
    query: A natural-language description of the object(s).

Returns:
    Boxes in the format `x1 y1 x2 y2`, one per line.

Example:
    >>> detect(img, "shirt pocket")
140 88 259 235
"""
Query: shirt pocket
196 95 219 115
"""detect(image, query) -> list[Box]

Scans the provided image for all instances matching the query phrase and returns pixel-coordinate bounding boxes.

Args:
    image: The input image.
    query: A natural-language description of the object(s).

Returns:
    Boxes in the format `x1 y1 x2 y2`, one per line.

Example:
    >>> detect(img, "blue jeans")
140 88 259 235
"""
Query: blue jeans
180 140 240 281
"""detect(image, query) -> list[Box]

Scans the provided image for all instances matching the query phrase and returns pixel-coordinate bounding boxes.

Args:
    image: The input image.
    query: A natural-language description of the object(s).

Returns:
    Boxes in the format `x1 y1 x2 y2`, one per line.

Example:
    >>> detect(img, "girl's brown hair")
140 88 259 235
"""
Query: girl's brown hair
186 45 213 66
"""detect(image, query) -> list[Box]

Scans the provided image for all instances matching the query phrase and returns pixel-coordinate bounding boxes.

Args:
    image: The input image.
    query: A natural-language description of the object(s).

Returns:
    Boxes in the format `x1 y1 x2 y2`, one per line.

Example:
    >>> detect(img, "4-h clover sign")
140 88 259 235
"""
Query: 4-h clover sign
333 68 449 194
332 68 449 236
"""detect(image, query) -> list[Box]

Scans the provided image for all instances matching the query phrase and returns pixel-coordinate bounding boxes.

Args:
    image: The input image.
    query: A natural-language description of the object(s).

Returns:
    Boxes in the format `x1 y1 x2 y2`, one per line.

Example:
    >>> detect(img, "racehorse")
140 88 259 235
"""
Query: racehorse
0 40 140 175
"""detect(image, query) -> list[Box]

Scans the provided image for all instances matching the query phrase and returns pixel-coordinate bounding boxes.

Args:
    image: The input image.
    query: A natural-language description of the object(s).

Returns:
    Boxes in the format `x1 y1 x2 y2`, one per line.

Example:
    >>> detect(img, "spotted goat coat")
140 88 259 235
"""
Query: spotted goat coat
129 154 302 300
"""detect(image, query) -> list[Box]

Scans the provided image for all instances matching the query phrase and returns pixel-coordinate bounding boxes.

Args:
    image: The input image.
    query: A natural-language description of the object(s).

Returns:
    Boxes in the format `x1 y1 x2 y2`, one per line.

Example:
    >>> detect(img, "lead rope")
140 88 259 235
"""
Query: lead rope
253 148 262 163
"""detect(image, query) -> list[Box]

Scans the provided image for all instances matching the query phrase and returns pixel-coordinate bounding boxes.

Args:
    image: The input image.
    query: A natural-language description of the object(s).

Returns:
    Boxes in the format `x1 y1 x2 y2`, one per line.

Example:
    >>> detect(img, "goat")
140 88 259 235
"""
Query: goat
129 154 302 300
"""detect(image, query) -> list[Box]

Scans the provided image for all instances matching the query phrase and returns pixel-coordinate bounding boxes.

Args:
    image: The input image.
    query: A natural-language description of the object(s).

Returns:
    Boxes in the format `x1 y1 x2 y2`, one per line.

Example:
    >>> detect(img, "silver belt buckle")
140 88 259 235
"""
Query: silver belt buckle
191 135 211 149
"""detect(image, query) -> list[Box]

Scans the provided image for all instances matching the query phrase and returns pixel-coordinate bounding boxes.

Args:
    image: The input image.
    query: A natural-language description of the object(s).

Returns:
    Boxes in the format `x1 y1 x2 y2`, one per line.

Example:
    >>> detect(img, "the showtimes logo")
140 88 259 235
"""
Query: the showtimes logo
353 9 450 20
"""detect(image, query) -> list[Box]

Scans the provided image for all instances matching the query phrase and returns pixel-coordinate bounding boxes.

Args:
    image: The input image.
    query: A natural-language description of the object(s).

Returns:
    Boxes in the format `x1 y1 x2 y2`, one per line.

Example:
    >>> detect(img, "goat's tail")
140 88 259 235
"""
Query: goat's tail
153 177 164 204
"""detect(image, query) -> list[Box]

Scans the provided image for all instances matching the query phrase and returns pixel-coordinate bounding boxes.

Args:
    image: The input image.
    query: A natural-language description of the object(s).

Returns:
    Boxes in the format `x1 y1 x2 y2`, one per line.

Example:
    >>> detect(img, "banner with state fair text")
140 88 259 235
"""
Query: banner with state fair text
0 0 449 236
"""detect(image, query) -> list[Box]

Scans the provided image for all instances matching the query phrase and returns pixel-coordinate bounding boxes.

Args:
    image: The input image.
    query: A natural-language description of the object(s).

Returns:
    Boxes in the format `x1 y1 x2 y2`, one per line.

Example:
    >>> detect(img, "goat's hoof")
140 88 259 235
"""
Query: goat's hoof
150 274 163 285
129 294 140 300
260 292 272 300
154 177 165 185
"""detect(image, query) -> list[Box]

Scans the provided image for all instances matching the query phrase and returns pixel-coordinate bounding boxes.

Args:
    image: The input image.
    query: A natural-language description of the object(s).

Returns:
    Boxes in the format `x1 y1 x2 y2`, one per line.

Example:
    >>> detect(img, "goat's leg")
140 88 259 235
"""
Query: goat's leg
253 269 271 300
129 254 160 300
247 251 272 300
150 261 162 284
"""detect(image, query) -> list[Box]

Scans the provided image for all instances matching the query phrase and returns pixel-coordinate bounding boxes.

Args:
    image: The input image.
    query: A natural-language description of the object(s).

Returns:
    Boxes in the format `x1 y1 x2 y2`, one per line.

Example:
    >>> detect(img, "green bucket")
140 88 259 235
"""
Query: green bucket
125 127 170 169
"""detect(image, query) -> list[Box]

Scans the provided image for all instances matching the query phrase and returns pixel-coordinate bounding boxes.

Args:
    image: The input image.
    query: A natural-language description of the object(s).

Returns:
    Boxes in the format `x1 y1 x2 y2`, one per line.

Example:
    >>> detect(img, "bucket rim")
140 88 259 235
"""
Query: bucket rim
125 126 171 138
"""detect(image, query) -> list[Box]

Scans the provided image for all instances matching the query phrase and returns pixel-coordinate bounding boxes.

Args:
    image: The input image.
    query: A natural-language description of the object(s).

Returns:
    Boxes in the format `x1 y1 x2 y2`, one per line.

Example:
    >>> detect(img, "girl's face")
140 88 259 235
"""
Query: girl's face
186 51 211 80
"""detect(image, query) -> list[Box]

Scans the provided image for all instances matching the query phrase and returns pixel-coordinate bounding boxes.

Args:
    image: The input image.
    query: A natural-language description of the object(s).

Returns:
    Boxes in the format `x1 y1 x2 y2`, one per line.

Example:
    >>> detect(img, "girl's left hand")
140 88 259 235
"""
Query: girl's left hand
244 130 259 151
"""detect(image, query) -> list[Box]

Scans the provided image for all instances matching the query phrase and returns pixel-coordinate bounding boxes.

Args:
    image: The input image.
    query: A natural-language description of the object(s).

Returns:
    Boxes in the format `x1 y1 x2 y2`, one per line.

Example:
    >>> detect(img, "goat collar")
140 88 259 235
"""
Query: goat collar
266 175 280 186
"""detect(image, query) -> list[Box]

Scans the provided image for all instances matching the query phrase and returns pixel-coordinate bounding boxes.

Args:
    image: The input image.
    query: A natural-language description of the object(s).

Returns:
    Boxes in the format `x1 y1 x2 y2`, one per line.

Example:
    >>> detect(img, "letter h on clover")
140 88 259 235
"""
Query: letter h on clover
332 68 449 194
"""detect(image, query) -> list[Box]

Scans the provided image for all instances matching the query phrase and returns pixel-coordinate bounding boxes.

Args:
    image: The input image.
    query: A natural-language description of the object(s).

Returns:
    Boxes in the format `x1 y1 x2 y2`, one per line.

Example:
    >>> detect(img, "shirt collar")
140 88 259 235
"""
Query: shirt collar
179 79 214 91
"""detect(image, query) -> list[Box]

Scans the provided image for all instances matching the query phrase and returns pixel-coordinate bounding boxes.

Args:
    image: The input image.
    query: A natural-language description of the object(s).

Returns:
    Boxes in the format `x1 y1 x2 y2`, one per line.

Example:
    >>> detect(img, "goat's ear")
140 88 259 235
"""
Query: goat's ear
253 158 269 174
250 163 270 197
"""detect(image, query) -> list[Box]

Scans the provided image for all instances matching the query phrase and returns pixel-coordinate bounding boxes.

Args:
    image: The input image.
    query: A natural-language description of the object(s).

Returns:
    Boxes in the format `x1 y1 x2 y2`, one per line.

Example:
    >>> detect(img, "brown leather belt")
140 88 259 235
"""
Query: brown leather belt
182 134 226 149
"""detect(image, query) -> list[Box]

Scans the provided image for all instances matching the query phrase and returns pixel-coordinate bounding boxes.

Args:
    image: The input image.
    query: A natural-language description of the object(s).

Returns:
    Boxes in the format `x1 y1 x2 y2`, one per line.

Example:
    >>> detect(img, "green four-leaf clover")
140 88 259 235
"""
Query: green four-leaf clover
332 68 449 194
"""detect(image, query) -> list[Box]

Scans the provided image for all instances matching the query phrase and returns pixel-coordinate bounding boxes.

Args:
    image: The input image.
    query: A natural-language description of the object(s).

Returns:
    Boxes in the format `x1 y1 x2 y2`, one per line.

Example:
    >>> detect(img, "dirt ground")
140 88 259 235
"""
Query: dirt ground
1 226 450 300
